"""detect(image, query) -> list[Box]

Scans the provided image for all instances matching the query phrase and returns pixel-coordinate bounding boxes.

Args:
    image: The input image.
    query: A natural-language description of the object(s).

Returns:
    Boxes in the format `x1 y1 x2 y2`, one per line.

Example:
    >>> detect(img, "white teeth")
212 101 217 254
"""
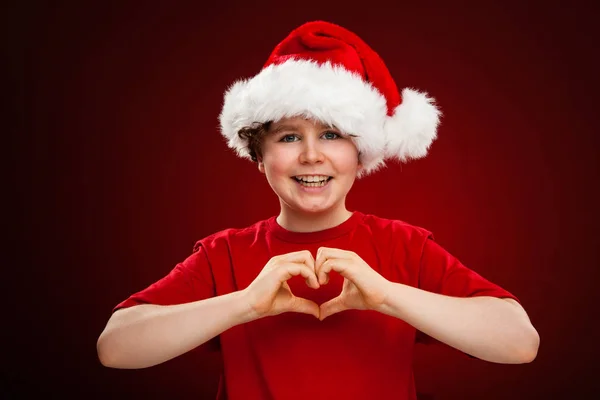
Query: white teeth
298 180 328 188
295 175 330 183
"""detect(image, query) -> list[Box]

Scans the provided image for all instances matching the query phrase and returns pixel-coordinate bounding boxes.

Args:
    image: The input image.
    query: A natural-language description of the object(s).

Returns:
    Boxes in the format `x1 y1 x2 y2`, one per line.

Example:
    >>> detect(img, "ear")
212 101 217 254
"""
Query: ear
258 161 265 174
357 153 364 173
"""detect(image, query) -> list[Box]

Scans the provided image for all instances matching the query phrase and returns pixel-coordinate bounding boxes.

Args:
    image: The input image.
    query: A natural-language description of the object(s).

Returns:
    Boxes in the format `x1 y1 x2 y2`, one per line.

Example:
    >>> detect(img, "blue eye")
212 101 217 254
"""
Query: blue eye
278 131 341 142
323 131 341 140
280 134 299 143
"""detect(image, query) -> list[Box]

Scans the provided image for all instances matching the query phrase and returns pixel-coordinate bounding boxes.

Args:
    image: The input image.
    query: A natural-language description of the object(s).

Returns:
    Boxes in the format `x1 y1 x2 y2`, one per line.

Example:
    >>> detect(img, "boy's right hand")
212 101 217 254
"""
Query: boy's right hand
242 250 321 319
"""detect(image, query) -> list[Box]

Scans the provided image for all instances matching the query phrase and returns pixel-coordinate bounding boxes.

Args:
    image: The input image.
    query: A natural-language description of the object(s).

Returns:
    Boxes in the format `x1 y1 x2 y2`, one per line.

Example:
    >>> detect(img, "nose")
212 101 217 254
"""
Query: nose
298 137 325 164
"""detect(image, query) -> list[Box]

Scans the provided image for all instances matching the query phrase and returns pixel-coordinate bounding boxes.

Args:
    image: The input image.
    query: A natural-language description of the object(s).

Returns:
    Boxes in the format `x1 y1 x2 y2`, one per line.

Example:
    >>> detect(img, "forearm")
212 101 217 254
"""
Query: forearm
378 282 540 364
97 290 255 369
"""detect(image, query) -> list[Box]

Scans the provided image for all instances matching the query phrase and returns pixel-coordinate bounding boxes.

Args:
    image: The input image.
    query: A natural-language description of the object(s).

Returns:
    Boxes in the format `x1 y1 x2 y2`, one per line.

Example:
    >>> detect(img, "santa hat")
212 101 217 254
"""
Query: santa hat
219 21 441 177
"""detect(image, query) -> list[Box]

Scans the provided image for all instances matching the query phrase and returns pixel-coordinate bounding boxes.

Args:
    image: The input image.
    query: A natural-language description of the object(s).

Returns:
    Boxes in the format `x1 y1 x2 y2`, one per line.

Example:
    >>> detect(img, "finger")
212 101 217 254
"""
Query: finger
272 250 318 287
278 263 320 289
290 296 320 319
279 250 316 274
316 259 331 285
315 248 331 283
279 250 315 266
319 296 347 320
317 247 354 262
315 247 353 276
316 258 350 285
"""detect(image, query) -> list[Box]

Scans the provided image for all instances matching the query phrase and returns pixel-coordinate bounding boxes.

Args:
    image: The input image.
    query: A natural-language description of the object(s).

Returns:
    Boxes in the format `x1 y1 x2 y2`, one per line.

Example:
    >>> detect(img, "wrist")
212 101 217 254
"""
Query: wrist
376 280 405 318
235 289 263 324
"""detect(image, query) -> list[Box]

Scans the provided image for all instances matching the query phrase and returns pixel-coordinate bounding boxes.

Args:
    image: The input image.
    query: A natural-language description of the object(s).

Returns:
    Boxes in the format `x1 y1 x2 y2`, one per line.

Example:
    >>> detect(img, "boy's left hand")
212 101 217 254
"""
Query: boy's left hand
315 247 389 320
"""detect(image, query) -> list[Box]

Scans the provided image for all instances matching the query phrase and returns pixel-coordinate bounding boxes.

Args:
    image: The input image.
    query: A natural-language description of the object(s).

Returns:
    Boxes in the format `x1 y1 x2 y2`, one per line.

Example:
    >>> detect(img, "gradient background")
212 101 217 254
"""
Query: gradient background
6 0 599 398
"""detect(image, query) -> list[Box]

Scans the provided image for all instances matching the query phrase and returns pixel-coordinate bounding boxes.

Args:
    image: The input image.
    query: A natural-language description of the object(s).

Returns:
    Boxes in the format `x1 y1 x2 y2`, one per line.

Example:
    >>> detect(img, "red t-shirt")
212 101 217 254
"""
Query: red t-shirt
114 211 519 400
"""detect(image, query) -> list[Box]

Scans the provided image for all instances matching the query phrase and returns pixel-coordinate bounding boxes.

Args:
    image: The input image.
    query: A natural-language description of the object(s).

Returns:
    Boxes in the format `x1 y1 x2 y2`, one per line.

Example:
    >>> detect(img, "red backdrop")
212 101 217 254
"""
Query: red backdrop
7 0 599 398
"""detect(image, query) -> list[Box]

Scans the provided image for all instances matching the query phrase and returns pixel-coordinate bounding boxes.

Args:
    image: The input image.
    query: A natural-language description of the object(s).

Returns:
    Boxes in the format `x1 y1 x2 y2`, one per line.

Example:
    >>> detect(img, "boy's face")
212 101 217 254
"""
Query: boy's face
258 116 362 215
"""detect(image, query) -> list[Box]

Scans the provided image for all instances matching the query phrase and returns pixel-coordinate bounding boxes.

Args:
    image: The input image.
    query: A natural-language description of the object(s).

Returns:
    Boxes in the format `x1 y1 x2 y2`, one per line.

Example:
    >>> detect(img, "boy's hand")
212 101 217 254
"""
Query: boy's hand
243 250 321 320
315 247 389 320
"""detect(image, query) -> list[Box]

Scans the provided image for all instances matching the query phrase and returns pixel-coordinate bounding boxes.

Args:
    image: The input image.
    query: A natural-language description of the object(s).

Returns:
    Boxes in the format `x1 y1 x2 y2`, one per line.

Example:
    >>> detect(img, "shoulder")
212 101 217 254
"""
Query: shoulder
192 217 271 253
356 212 435 266
358 212 434 241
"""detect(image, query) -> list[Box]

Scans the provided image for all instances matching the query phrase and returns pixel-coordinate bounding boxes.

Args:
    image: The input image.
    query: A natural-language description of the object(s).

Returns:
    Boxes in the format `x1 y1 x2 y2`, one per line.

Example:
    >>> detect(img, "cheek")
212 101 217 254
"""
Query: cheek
263 150 295 179
334 145 361 172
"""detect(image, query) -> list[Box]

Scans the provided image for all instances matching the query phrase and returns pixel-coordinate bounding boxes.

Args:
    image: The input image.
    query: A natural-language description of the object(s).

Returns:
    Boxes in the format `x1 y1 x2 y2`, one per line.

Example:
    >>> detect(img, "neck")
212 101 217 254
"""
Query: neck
276 202 353 233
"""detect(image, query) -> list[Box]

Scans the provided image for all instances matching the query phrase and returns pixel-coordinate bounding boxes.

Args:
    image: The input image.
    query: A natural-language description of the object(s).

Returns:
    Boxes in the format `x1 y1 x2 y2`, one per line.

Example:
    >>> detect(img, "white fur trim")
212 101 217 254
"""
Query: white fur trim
219 59 388 176
384 88 441 161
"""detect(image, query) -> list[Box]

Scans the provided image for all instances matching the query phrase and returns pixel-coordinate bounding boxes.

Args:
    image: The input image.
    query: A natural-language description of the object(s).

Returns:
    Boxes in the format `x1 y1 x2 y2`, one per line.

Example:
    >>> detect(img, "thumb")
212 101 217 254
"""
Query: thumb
290 296 320 319
319 296 347 321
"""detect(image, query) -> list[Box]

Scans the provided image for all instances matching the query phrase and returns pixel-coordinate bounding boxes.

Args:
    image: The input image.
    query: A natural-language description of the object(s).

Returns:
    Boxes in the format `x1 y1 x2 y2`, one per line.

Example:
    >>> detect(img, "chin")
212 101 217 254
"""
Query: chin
297 205 331 214
292 200 338 215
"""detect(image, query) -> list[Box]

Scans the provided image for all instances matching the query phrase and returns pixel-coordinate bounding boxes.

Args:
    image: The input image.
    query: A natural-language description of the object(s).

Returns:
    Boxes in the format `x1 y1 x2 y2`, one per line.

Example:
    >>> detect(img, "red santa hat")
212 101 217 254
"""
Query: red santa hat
219 21 441 177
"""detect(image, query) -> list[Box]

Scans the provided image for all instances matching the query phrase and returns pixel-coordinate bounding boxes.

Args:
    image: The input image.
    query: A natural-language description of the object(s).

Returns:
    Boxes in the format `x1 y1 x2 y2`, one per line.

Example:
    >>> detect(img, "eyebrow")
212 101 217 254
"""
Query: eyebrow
270 124 301 135
270 122 341 135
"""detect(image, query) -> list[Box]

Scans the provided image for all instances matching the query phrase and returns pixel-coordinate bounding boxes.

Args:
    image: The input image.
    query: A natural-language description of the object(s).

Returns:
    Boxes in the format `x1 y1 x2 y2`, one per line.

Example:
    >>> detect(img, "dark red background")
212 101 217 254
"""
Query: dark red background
6 0 599 398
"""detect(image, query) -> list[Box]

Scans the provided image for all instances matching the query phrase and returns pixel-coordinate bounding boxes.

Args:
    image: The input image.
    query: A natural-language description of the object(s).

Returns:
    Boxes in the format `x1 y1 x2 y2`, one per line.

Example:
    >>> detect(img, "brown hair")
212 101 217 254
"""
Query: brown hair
237 121 273 162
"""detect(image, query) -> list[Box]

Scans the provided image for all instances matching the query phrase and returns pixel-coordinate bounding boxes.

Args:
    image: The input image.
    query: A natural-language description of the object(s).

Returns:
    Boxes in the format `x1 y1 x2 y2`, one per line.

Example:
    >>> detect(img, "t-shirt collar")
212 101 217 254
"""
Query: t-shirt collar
267 211 363 243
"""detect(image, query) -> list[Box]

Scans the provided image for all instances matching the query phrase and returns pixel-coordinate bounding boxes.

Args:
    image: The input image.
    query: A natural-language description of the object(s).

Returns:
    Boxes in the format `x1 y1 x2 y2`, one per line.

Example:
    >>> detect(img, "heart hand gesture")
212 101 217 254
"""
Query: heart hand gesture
242 250 321 320
242 248 390 322
315 247 389 320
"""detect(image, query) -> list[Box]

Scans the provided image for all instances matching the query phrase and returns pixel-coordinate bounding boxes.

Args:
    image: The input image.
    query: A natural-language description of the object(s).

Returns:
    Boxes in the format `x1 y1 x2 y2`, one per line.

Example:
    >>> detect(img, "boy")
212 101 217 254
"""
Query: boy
97 21 539 400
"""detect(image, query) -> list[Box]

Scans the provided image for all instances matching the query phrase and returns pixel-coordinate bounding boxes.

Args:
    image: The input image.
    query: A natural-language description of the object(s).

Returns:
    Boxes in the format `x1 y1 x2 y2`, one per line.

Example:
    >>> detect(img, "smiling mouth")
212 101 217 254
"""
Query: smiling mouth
292 175 333 187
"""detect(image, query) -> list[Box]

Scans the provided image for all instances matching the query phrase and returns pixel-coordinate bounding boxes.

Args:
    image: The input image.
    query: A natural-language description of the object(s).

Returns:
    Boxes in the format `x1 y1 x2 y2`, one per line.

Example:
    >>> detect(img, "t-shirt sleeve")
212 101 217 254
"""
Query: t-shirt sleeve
415 237 520 349
112 242 220 351
417 237 520 301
